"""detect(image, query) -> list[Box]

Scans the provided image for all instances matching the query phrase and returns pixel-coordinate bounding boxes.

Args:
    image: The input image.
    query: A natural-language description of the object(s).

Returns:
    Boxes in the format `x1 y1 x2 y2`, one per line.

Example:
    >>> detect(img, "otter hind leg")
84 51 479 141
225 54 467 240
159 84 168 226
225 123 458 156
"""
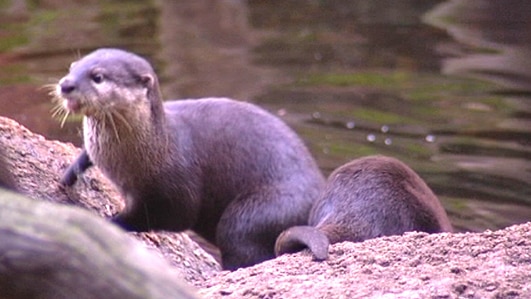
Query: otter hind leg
216 212 277 270
220 238 276 271
216 189 314 270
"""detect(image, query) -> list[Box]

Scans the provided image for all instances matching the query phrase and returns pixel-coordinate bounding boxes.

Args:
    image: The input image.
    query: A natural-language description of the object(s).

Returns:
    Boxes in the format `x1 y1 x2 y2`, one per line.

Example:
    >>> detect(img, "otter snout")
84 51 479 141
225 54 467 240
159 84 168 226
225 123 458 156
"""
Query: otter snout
57 77 83 113
59 78 76 94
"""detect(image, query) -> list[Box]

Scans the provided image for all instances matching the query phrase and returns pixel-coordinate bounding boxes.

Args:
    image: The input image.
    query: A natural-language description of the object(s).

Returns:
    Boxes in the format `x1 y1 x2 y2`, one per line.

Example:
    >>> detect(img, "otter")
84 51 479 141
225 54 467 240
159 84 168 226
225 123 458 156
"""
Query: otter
53 48 325 270
275 155 452 260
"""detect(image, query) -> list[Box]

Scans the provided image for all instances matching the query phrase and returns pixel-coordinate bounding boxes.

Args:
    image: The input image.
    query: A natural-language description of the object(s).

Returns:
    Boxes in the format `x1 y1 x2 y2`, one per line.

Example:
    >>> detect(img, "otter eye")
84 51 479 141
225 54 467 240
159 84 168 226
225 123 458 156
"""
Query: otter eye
91 73 104 84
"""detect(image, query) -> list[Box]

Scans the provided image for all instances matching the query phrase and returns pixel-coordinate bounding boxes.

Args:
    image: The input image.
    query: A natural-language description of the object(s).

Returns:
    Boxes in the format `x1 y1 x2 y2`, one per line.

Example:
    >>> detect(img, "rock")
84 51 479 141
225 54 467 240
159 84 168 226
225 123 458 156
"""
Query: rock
0 188 200 299
200 225 531 298
0 116 220 287
1 116 530 298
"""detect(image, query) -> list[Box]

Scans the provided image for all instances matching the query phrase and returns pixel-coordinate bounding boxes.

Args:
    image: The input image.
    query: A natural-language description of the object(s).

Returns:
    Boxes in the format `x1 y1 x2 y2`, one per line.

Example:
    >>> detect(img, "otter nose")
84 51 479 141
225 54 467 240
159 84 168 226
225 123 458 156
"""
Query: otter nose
59 79 76 94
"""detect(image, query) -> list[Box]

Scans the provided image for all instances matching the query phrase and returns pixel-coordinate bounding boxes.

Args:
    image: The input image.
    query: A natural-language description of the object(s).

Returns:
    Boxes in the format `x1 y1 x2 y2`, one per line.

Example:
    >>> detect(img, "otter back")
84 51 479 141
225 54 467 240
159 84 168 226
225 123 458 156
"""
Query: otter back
275 155 452 260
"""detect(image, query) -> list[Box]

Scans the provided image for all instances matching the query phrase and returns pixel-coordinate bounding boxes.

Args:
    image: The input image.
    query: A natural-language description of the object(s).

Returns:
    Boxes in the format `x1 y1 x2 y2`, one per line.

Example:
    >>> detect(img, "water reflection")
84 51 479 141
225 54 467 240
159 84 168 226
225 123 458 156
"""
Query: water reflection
426 0 531 94
156 0 282 100
0 0 529 232
424 0 531 224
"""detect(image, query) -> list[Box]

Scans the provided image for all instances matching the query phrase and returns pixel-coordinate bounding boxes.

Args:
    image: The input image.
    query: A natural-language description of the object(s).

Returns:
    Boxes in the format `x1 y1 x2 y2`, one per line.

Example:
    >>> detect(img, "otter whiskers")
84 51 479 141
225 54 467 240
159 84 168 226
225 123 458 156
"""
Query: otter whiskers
105 112 121 143
42 83 72 128
52 105 70 128
111 111 133 134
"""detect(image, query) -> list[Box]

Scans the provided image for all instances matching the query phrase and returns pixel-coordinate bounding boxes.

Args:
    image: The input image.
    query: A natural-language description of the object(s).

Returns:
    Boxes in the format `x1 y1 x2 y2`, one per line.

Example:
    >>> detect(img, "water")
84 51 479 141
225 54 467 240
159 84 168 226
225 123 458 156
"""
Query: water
0 0 529 232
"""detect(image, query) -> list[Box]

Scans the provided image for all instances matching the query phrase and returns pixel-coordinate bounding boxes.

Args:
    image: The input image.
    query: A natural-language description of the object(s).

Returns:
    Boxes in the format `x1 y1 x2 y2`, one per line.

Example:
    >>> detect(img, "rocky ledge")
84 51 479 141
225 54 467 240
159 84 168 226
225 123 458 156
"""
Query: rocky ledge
0 116 529 299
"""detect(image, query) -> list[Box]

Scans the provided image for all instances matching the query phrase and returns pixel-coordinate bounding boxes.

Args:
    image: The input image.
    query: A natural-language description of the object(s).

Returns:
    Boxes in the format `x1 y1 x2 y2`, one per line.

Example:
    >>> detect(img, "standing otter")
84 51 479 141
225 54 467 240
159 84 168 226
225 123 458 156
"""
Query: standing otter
54 48 325 270
275 155 452 260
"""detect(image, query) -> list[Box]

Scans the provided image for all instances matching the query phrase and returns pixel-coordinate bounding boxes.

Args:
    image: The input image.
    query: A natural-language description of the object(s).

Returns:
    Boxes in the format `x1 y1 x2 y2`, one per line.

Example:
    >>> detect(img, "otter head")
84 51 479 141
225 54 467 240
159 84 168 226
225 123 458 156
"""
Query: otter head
54 48 162 119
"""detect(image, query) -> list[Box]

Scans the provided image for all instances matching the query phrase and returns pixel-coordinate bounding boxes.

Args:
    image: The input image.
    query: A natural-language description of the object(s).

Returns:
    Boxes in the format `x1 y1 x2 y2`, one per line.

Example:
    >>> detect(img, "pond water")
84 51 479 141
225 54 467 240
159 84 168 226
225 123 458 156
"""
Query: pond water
0 0 529 232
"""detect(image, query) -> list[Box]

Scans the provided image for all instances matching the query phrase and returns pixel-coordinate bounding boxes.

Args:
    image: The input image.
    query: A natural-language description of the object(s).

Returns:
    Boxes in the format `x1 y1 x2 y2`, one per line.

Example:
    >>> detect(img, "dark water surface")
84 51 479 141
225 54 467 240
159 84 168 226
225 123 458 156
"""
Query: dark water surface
0 0 529 232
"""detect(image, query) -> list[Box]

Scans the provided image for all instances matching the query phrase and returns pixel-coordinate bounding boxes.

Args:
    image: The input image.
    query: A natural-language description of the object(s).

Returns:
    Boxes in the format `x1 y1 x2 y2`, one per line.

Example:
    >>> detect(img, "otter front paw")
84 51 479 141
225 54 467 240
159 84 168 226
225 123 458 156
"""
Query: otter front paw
59 169 79 187
59 150 93 188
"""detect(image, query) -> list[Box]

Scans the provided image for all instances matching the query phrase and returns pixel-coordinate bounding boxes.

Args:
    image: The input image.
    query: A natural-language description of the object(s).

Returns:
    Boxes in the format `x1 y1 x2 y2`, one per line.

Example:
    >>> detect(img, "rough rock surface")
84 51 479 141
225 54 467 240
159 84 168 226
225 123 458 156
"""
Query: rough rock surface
0 116 220 287
1 116 530 298
200 226 531 298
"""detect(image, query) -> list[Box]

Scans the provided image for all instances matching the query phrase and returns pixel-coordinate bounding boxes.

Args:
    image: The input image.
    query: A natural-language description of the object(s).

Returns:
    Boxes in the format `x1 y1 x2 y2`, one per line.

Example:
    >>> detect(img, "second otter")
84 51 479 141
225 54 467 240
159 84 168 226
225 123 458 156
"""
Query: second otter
275 155 452 260
55 48 325 270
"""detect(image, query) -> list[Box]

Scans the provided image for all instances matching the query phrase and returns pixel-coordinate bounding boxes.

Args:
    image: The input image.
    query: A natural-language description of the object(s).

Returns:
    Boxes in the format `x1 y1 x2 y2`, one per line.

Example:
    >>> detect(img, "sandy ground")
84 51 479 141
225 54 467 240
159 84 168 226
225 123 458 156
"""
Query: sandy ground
1 116 530 299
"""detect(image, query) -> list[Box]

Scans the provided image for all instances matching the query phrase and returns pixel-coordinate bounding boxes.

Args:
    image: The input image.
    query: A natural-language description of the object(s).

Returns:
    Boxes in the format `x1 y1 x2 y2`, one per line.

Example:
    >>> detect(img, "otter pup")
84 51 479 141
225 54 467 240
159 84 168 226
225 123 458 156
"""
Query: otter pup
275 155 452 260
53 48 325 270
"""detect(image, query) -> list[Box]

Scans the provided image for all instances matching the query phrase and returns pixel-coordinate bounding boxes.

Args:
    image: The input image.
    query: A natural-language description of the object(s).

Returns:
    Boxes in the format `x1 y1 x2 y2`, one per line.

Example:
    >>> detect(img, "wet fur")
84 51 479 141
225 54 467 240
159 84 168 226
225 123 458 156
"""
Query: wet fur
275 155 452 260
56 48 325 270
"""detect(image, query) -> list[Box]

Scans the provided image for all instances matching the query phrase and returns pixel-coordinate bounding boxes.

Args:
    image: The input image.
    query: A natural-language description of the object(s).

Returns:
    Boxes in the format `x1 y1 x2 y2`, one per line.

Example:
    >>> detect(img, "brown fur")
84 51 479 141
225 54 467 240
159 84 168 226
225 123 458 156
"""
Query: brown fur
275 155 452 260
56 48 325 270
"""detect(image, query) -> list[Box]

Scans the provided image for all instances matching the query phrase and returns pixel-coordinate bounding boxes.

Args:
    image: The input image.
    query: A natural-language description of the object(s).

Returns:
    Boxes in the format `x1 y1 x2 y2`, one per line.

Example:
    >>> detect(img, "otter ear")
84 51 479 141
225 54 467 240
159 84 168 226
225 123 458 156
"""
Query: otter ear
139 74 155 88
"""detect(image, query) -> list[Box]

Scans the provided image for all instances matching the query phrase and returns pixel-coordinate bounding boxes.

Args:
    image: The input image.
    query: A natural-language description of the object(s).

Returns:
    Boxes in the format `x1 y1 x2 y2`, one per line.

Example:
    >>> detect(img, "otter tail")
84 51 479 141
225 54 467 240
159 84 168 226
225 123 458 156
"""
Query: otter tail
274 226 329 261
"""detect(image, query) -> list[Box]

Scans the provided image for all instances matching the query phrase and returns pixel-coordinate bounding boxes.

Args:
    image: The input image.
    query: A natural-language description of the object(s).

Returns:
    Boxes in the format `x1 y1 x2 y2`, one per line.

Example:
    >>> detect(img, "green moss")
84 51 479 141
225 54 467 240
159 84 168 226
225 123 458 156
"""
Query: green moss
5 9 60 50
324 142 376 157
404 75 493 101
31 9 60 24
99 0 158 37
444 195 469 210
480 96 512 112
296 72 410 88
297 71 411 88
295 71 497 107
0 0 10 10
0 63 30 85
351 107 412 124
403 142 433 159
431 79 491 94
0 32 29 52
